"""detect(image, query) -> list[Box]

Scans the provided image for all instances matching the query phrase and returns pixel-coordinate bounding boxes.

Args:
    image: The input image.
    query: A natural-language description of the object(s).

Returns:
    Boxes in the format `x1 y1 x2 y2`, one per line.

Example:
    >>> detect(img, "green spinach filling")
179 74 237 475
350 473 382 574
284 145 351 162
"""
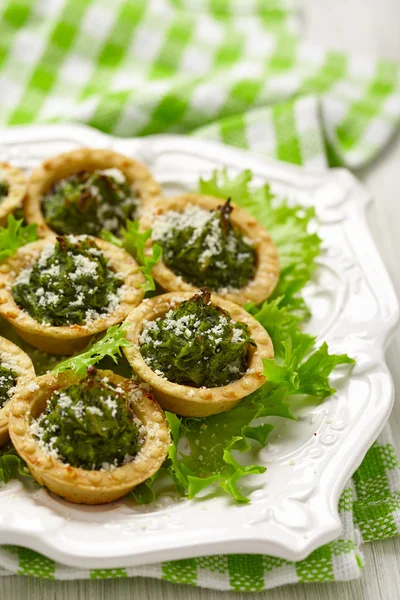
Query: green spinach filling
152 199 256 291
0 180 9 202
0 362 17 409
31 369 141 470
42 169 138 236
12 235 122 327
139 289 255 388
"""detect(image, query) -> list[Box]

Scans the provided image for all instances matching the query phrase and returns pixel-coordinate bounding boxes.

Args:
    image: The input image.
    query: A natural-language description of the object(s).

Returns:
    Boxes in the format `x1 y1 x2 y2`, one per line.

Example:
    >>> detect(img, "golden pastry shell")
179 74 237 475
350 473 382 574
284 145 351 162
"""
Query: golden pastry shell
24 148 162 237
0 237 145 354
123 292 274 417
0 336 35 447
0 162 27 226
8 369 170 505
140 193 280 306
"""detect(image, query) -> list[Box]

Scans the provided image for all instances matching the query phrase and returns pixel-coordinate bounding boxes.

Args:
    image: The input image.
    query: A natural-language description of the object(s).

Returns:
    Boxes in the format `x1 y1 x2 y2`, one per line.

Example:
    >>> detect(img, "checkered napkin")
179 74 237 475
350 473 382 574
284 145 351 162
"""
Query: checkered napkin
0 0 399 591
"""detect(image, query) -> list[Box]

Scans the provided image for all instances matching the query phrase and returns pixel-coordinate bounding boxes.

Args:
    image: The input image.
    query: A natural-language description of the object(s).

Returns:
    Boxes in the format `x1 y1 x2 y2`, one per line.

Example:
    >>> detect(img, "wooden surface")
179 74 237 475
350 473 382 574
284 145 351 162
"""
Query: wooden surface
2 0 400 598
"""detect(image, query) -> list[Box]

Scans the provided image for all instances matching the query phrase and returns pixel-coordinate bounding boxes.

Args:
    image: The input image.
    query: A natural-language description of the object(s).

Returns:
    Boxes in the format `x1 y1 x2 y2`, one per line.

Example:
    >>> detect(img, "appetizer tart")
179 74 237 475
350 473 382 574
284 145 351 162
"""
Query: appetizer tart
140 193 280 305
123 290 274 417
9 368 170 504
24 148 161 237
0 162 27 225
0 234 145 354
0 336 35 447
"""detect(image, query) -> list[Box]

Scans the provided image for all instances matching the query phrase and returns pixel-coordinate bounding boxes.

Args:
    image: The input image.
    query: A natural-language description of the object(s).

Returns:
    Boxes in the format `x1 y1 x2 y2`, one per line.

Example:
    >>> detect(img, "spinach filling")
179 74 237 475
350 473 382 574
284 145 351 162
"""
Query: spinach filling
31 369 141 470
42 169 138 236
152 199 256 291
139 289 255 388
0 180 9 202
0 362 17 409
12 235 122 327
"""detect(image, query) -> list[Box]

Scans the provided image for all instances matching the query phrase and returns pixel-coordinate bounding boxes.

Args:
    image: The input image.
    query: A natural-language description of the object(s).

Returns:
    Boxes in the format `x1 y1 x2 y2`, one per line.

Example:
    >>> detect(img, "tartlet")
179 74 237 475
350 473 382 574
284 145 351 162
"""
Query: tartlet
0 162 27 225
24 148 161 237
8 369 170 504
0 336 35 447
140 193 280 306
123 292 274 417
0 237 145 354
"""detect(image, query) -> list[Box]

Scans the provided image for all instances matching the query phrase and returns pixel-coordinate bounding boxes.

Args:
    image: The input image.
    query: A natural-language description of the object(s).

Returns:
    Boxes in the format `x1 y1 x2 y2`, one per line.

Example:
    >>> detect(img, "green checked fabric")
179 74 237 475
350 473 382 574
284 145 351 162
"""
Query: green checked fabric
0 429 399 589
0 0 400 592
0 0 399 167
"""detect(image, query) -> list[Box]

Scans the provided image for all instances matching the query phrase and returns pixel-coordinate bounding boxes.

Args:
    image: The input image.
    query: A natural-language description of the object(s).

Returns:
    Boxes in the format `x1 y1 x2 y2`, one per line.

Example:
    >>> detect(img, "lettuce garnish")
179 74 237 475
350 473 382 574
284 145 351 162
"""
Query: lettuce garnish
101 219 162 292
0 215 37 264
53 323 130 376
0 443 32 484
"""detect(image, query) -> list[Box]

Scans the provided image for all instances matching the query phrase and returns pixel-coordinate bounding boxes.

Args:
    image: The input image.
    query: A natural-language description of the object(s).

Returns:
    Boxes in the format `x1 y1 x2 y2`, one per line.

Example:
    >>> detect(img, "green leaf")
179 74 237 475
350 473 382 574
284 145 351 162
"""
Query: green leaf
187 474 220 499
252 386 296 421
101 220 162 292
0 215 38 263
99 229 122 248
52 323 131 376
130 470 165 504
243 423 275 446
0 444 33 484
296 342 355 399
262 358 300 389
165 412 191 495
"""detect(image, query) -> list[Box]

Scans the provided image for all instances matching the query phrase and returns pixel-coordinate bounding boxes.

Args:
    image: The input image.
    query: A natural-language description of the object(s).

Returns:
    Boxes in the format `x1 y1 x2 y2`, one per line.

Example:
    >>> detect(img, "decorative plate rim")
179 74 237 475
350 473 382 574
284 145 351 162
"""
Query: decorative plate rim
0 123 397 568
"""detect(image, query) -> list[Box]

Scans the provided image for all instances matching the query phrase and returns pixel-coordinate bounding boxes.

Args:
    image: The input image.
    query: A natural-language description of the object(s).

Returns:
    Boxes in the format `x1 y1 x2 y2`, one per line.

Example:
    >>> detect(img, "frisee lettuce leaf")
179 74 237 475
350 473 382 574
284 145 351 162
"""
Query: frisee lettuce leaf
101 219 162 292
135 170 354 504
0 215 38 263
0 443 33 484
52 323 131 376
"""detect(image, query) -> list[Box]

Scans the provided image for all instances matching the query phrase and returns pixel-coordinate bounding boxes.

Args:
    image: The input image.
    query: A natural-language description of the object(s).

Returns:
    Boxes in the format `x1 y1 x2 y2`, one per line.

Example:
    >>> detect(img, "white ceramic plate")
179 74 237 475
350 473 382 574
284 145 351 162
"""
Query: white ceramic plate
0 124 398 568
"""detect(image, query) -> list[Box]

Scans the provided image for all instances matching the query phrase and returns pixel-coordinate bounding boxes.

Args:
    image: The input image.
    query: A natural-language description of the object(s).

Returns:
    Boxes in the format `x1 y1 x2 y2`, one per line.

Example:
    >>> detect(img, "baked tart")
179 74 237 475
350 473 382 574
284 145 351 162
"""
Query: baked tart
8 368 170 504
0 336 35 447
0 234 145 354
123 290 273 417
140 193 280 306
0 162 27 225
24 148 161 238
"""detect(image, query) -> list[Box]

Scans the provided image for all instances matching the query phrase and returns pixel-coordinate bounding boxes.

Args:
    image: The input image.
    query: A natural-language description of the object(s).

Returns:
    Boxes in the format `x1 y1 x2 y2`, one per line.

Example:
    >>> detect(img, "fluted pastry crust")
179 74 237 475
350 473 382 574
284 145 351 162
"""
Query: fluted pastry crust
0 162 27 226
123 292 274 417
140 193 280 306
0 237 145 354
0 336 35 447
9 369 170 504
24 148 161 237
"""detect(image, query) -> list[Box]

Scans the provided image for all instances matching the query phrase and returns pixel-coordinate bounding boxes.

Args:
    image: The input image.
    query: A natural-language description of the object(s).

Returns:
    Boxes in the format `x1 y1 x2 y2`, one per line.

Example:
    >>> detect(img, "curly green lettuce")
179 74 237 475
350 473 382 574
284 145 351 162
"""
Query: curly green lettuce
101 219 162 292
0 215 37 264
53 323 131 376
0 443 32 484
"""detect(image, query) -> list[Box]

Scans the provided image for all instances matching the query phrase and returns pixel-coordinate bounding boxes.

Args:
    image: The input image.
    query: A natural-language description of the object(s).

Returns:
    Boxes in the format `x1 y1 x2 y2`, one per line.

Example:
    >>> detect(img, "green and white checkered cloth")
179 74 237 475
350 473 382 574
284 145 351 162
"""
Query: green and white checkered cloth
0 0 399 591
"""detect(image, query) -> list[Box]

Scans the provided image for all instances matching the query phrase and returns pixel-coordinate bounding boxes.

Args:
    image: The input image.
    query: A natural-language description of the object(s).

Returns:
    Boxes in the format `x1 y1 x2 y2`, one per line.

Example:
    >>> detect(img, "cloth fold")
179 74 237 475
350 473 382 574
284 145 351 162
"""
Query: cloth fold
0 0 399 591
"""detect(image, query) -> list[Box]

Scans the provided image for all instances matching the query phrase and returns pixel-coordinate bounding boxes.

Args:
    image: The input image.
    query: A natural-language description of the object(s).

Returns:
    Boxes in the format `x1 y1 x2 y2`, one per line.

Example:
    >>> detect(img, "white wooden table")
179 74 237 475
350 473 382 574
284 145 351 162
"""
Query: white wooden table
2 0 400 598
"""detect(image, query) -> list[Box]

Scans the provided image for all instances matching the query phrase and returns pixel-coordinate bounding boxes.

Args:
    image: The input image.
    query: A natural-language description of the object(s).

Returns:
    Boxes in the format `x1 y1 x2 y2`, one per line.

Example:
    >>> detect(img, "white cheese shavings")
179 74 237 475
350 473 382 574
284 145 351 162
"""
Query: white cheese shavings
37 244 55 268
26 381 40 392
70 254 99 280
152 205 213 245
99 168 126 184
14 267 32 286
